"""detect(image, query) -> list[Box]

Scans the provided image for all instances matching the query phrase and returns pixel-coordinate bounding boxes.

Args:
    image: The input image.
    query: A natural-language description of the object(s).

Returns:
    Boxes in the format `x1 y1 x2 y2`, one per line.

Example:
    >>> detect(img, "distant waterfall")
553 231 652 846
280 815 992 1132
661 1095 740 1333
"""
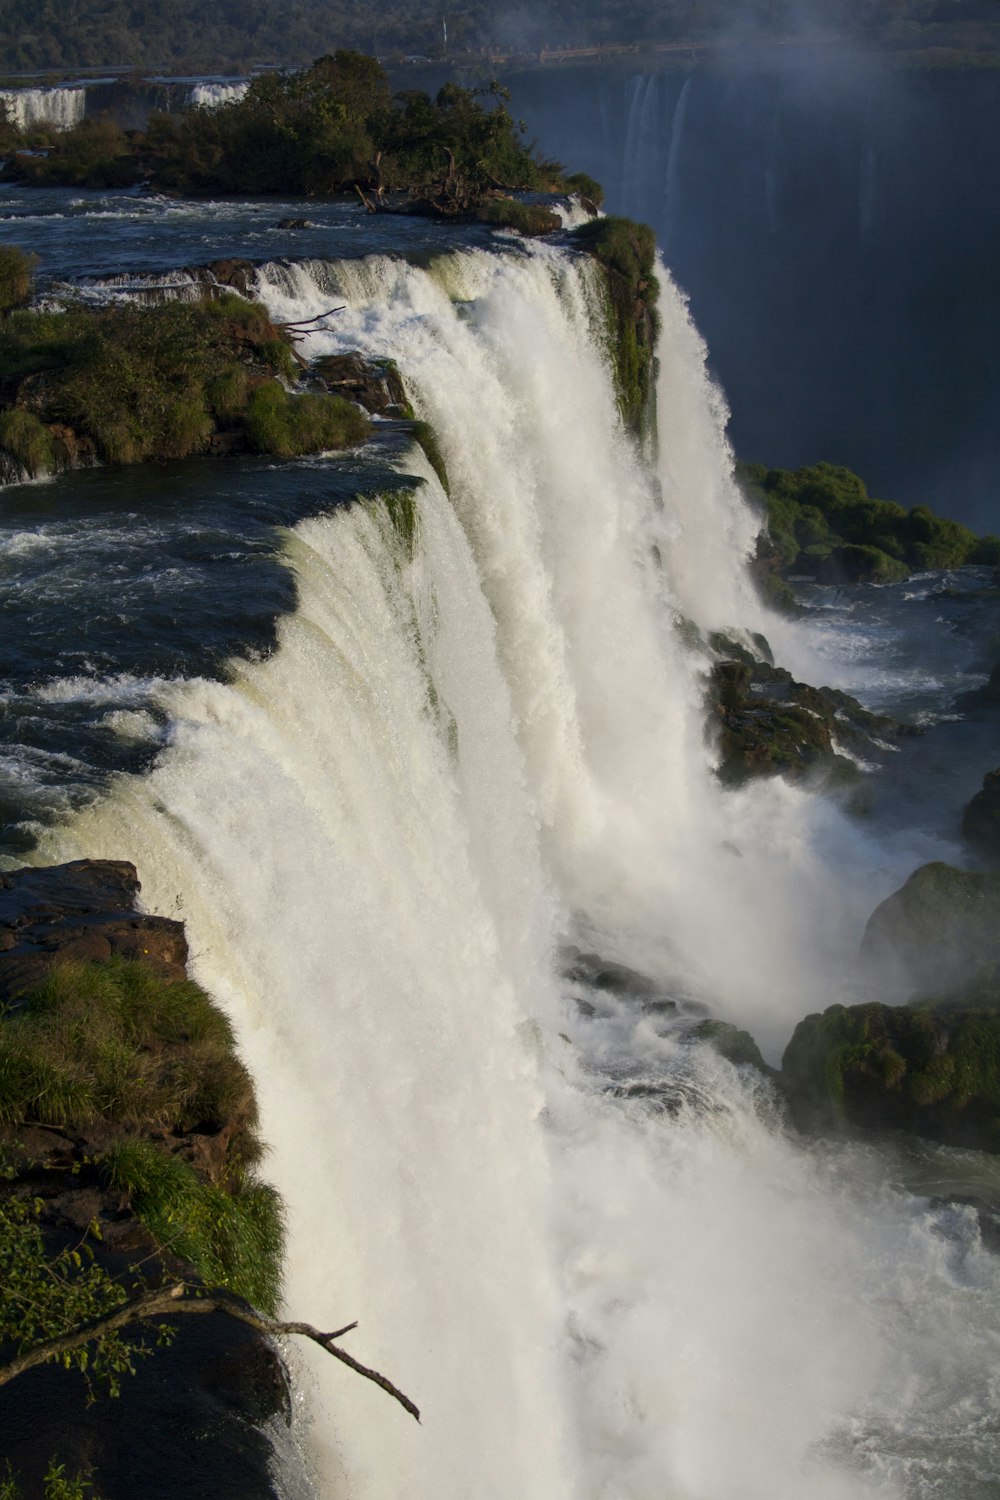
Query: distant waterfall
0 85 86 130
41 242 1000 1499
188 80 249 108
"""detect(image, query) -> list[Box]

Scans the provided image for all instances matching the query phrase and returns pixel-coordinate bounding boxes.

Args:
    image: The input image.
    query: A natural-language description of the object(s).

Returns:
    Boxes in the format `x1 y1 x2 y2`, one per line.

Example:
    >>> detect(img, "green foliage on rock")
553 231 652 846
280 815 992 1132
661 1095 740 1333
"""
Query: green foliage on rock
562 172 605 210
104 1139 284 1316
569 216 660 439
475 197 561 235
860 861 1000 995
0 246 36 314
409 420 450 494
246 380 370 457
0 292 367 473
780 977 1000 1152
741 460 1000 585
0 958 256 1136
0 1193 142 1397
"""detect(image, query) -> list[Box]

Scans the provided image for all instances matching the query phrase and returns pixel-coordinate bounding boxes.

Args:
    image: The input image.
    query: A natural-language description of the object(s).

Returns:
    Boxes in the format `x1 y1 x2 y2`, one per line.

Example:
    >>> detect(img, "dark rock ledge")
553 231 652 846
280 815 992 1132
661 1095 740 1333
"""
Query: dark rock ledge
0 860 292 1500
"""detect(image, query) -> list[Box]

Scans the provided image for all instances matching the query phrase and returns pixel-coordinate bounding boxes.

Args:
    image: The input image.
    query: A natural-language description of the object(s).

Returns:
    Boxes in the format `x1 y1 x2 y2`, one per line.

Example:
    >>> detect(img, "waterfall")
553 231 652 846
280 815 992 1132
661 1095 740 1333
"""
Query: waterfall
39 242 1000 1497
188 80 250 108
0 85 86 131
661 75 692 251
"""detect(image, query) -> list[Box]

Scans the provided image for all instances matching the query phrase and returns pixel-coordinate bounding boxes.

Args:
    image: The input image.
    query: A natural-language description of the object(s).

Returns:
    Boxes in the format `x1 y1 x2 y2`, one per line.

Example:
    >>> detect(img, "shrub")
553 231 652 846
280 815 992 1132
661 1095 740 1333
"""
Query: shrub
562 171 605 210
0 409 56 476
476 197 560 235
246 381 370 457
0 246 36 313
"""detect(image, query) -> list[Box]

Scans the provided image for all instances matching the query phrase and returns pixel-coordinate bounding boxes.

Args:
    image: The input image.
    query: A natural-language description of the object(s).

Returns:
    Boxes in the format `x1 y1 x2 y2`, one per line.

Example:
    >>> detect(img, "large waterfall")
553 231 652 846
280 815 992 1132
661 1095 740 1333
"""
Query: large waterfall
38 244 1000 1497
0 85 86 131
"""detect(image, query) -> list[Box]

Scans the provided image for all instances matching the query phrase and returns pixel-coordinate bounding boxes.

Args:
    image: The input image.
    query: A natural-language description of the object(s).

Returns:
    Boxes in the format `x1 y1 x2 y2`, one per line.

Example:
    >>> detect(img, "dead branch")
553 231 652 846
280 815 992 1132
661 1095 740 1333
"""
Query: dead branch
0 1284 420 1422
276 308 346 328
354 181 378 214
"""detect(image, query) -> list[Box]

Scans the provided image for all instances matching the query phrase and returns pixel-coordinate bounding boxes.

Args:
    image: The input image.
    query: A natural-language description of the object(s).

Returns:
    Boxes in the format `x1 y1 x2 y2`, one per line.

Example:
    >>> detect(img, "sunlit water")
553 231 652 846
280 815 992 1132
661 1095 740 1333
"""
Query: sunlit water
1 188 998 1498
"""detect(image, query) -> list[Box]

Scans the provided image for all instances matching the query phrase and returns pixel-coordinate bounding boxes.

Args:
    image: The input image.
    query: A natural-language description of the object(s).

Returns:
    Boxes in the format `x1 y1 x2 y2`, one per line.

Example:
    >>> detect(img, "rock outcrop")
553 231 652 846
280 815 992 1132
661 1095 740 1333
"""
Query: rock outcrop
961 768 1000 862
0 861 291 1500
860 861 1000 994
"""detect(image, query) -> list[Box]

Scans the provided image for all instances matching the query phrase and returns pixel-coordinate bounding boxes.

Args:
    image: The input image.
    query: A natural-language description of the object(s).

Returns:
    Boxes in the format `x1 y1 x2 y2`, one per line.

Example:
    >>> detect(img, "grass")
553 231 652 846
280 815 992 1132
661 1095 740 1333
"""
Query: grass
246 380 370 457
104 1137 284 1315
0 958 256 1136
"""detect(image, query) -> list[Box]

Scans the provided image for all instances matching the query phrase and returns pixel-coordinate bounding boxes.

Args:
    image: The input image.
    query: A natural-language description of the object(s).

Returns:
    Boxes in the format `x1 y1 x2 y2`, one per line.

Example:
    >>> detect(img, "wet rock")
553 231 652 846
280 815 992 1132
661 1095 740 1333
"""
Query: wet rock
313 351 408 415
685 1019 772 1074
274 217 311 229
860 861 1000 994
780 974 1000 1152
0 859 187 1005
961 768 1000 862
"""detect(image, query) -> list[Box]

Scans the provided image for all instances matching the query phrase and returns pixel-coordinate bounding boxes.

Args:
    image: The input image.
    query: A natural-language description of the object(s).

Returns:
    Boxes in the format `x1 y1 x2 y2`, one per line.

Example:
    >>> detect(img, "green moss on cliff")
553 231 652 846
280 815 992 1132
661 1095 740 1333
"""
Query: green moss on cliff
569 216 660 440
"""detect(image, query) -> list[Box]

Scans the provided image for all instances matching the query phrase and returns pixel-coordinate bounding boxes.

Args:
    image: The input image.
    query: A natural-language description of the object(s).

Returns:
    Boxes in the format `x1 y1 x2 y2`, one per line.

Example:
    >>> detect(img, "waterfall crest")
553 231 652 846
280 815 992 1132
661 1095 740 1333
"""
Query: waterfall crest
39 241 1000 1498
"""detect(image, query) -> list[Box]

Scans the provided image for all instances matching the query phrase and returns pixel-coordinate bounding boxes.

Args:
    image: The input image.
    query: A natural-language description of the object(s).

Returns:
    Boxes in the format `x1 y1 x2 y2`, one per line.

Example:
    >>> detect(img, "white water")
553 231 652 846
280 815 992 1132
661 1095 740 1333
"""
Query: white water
38 244 1000 1497
0 85 86 131
188 80 249 108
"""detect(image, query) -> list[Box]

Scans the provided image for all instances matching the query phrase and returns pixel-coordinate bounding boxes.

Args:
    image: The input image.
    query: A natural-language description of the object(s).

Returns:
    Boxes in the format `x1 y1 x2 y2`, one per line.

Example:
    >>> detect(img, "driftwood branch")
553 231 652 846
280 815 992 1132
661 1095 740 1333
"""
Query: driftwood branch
354 181 378 214
0 1284 420 1422
276 307 346 329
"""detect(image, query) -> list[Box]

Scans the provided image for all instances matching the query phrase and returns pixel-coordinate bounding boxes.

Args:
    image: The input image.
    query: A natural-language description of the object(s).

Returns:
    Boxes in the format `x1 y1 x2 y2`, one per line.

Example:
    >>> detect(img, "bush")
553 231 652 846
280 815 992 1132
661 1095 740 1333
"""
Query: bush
476 197 560 236
0 409 56 476
0 246 36 313
246 380 370 456
562 171 605 210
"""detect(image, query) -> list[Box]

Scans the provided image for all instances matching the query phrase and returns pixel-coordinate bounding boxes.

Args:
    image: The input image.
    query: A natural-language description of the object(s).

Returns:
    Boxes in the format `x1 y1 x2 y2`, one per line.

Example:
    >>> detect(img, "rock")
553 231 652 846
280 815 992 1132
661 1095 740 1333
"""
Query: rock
199 258 256 295
962 768 1000 862
860 861 1000 994
0 859 187 1005
780 976 1000 1152
274 217 311 229
686 1019 772 1074
708 641 915 789
313 351 408 416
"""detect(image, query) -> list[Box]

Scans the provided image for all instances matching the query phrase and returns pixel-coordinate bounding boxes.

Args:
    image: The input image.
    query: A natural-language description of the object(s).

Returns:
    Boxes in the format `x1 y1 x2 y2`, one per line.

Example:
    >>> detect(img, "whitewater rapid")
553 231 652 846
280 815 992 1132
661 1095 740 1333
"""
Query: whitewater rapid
38 243 1000 1498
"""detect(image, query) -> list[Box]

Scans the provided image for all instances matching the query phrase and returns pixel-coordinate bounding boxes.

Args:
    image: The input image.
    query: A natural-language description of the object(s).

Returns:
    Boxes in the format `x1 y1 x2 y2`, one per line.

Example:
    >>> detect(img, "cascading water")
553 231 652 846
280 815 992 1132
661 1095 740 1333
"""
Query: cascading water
0 85 86 130
34 242 1000 1498
188 80 250 108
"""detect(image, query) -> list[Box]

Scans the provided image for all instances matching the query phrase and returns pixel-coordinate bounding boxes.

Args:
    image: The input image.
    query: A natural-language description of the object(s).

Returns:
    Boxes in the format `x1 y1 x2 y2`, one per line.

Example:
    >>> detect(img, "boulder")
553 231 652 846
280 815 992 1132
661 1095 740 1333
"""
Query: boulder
860 861 1000 994
961 768 1000 862
780 976 1000 1151
313 351 407 416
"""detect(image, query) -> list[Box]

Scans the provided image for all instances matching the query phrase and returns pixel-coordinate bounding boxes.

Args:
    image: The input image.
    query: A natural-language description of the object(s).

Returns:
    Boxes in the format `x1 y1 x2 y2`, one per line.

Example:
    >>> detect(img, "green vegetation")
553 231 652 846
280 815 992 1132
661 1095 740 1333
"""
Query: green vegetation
569 216 660 438
0 247 35 314
742 461 1000 586
7 54 565 206
0 1 994 72
476 197 561 235
0 285 371 474
105 1139 283 1314
246 379 370 457
0 1459 104 1500
409 419 450 494
0 958 256 1137
563 173 605 211
780 978 1000 1152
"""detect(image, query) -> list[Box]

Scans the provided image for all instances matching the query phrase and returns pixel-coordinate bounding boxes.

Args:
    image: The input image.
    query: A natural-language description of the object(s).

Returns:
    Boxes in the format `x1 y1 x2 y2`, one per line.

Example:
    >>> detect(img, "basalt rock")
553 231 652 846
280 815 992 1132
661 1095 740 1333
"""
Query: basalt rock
0 859 187 1006
0 861 291 1500
962 768 1000 862
860 861 1000 994
707 642 913 789
313 351 408 416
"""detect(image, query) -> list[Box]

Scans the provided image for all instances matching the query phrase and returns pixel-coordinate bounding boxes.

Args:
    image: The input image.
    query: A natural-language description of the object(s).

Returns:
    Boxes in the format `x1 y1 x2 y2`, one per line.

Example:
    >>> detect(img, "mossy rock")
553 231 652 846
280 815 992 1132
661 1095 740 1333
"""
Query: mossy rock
569 215 659 442
476 197 560 236
687 1019 771 1074
961 768 1000 863
860 861 1000 993
780 985 1000 1151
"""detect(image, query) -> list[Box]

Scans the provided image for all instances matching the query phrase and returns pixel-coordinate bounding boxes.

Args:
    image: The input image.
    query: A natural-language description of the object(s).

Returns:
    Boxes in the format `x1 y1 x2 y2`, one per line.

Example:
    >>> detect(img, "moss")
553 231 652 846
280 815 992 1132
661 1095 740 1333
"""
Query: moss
569 216 659 441
688 1019 769 1072
476 198 560 236
380 489 418 558
409 420 450 495
0 409 57 477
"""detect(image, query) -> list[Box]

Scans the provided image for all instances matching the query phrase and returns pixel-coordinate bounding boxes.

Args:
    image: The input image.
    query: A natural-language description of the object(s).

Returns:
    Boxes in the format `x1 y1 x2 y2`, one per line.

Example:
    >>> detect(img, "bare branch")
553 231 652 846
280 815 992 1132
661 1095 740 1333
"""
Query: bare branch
0 1285 420 1422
